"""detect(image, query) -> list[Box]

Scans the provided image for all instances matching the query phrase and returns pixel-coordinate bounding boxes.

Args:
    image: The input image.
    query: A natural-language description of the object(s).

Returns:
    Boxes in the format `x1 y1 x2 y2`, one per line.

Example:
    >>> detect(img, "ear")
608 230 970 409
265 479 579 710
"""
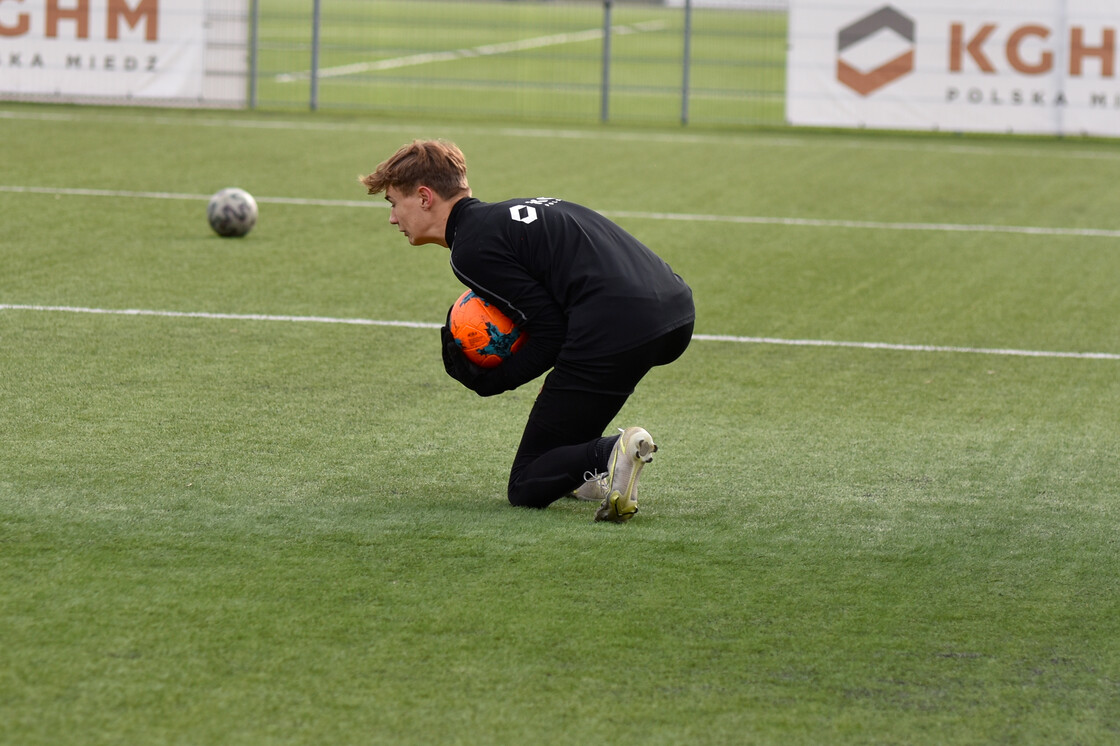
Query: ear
417 185 435 209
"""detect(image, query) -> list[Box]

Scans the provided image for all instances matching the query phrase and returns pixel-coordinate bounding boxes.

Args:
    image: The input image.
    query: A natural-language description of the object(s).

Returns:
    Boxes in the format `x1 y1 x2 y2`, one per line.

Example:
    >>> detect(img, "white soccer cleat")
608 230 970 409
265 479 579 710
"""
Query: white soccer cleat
594 427 657 523
568 471 608 502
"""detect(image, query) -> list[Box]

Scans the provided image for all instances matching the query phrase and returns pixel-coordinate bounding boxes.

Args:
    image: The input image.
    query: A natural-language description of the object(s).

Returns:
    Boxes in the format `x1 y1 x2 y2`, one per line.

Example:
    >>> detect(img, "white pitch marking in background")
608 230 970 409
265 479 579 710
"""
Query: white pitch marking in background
275 22 666 82
3 185 1119 239
5 108 1120 163
2 305 1118 361
601 209 1120 240
0 185 375 208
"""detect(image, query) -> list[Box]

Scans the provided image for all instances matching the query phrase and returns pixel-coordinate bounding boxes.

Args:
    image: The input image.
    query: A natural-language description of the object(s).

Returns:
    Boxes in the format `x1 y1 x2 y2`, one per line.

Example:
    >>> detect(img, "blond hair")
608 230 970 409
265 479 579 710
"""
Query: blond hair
360 139 470 199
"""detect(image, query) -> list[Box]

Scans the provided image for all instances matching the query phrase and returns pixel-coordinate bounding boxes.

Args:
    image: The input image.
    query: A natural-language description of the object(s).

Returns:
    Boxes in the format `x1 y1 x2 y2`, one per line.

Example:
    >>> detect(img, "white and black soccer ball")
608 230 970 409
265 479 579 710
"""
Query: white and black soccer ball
207 187 258 237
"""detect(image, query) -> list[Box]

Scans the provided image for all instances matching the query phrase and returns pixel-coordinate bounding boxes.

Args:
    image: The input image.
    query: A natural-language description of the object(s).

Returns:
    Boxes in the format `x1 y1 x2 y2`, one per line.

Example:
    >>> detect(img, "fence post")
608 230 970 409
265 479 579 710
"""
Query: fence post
309 0 322 110
601 0 613 122
248 0 260 109
681 0 693 125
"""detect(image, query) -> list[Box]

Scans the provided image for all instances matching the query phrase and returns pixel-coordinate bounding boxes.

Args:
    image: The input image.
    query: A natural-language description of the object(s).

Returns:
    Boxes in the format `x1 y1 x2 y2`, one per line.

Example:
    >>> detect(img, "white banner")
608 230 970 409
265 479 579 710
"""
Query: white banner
787 0 1120 136
0 0 238 104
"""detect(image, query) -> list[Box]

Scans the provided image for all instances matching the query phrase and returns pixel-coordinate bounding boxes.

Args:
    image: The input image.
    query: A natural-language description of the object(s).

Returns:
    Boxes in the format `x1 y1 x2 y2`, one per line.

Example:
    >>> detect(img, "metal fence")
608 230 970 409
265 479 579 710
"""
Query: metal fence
249 0 788 127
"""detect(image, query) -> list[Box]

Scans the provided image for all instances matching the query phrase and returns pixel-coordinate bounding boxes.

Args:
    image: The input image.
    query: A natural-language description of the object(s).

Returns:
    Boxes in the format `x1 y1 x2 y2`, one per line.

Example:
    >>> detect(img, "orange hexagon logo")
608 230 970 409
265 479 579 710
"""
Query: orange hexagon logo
837 6 916 96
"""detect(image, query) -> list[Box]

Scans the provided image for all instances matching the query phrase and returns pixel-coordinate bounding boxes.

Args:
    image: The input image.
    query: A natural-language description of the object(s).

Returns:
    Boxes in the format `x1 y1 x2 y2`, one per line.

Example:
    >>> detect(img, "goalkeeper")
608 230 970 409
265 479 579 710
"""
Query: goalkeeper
361 139 694 522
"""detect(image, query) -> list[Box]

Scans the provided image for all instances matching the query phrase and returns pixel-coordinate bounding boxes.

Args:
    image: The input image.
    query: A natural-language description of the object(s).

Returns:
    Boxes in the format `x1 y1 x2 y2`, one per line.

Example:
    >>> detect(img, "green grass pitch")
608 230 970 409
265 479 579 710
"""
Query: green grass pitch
3 102 1120 744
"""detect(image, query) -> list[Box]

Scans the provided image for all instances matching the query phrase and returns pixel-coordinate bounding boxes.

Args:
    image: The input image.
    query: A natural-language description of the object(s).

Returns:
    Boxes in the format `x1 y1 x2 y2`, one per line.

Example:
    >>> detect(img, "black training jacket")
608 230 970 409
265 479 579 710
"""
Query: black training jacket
446 196 694 394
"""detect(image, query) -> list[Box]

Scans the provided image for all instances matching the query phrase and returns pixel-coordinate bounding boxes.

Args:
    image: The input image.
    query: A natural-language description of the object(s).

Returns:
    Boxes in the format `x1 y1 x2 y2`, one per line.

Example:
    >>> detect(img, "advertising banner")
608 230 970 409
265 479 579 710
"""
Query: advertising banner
0 0 213 103
787 0 1120 136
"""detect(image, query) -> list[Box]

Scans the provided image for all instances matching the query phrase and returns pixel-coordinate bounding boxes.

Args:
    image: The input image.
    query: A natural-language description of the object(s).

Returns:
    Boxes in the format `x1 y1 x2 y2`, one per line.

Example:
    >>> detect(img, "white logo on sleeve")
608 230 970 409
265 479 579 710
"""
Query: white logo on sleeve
509 198 561 225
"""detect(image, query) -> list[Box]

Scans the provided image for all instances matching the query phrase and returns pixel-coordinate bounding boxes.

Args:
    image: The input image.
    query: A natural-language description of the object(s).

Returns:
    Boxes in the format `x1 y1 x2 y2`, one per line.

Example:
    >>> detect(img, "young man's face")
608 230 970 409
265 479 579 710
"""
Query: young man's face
385 185 442 246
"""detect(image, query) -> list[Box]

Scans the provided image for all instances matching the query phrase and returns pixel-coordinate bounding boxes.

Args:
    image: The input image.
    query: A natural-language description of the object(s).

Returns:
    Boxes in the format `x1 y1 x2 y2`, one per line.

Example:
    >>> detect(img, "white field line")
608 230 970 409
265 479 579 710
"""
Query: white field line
692 333 1120 360
275 21 666 83
601 209 1120 240
5 107 1120 162
4 184 1120 240
2 305 1118 361
0 304 438 329
0 185 375 208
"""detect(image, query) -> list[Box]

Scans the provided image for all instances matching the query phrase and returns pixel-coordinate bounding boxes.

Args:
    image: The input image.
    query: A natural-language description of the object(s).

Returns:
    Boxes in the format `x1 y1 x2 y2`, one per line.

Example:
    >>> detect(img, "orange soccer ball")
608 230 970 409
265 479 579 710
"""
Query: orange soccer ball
448 290 527 368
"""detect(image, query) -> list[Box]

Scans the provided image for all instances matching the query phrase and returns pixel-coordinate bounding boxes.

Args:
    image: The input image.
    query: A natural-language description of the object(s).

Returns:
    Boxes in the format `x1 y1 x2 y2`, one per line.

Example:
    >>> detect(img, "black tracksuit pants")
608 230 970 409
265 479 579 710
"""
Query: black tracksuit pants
506 321 694 508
